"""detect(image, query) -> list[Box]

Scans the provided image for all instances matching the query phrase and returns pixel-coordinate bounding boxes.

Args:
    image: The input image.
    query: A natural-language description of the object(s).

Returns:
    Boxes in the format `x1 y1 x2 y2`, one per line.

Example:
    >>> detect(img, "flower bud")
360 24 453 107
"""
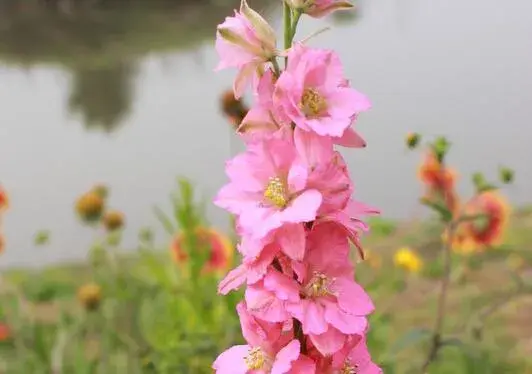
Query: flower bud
287 0 354 18
103 210 125 231
77 283 102 311
217 0 276 60
405 132 421 150
432 136 450 163
76 192 105 223
499 166 514 184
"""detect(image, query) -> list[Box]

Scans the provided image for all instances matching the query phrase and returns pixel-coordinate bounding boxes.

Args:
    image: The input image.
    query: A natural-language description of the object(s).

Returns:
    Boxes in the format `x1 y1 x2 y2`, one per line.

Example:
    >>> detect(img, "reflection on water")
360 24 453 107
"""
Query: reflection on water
68 63 136 131
1 0 531 268
0 0 278 131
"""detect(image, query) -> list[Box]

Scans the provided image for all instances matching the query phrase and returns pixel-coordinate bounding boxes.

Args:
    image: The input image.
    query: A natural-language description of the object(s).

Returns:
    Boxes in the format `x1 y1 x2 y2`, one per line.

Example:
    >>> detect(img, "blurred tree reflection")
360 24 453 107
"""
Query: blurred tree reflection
67 63 136 132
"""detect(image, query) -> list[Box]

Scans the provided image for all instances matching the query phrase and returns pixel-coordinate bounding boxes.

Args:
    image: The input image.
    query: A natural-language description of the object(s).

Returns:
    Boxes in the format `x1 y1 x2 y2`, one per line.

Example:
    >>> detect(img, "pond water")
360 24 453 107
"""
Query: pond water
1 0 531 268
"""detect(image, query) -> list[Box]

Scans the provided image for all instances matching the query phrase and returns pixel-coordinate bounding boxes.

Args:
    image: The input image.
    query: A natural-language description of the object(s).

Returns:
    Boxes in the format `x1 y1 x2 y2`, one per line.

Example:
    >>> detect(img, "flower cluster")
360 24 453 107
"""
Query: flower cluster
212 1 381 372
415 144 510 255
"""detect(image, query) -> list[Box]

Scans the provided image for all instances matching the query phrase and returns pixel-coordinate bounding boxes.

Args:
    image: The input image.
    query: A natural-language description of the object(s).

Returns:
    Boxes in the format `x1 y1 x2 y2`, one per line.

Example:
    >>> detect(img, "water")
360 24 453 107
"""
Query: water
1 0 531 268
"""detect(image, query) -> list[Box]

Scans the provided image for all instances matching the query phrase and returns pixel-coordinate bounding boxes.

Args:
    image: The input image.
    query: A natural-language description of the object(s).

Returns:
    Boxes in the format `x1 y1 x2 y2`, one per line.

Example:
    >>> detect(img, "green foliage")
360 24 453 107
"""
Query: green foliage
0 178 530 373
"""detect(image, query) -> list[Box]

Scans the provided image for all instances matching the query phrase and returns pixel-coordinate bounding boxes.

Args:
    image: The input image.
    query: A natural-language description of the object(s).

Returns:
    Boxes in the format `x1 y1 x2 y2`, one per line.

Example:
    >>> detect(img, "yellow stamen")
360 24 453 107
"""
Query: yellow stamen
304 272 334 298
264 177 288 209
245 347 266 370
340 361 359 374
300 88 327 117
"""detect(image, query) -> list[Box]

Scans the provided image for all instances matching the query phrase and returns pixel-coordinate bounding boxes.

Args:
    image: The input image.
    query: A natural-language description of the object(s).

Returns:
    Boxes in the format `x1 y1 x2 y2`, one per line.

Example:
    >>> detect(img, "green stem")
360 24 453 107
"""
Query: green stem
289 10 302 44
283 1 292 67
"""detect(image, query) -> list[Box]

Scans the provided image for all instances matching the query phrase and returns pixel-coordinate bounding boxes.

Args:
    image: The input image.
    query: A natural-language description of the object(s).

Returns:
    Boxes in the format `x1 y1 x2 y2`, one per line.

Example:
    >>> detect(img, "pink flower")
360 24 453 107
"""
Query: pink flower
215 134 322 241
327 335 383 374
215 0 277 98
245 268 300 322
218 224 306 295
294 129 353 215
286 222 374 355
213 302 315 373
238 69 286 141
316 198 379 259
288 0 355 18
273 44 370 138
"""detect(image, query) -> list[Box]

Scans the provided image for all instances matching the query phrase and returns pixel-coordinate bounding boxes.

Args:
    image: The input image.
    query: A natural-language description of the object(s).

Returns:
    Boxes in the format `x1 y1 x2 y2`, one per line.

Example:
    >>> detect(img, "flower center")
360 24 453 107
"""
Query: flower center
304 271 335 298
340 361 359 374
300 88 327 117
245 347 267 370
264 177 288 209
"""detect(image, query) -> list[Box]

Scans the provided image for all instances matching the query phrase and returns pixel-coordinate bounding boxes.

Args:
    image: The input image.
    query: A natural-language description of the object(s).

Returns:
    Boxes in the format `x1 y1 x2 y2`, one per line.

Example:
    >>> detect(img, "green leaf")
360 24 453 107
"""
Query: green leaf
153 206 175 235
420 198 453 222
387 328 432 356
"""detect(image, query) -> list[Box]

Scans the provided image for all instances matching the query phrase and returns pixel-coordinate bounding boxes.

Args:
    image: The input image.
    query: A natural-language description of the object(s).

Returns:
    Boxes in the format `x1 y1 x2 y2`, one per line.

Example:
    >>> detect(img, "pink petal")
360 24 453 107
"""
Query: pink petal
212 345 250 374
271 340 300 374
324 303 368 334
300 301 328 335
334 127 367 148
276 224 306 261
281 189 322 224
263 270 300 302
246 286 290 322
287 356 316 374
334 277 375 316
218 265 247 295
287 162 308 192
328 87 371 117
309 327 346 356
294 127 334 167
233 62 258 99
306 116 350 137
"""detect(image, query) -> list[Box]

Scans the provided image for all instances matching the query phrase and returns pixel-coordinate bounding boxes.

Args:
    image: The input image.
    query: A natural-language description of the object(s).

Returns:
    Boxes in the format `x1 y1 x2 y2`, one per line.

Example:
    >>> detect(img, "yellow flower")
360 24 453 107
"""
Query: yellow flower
77 283 102 311
75 192 105 222
103 210 125 231
394 247 423 273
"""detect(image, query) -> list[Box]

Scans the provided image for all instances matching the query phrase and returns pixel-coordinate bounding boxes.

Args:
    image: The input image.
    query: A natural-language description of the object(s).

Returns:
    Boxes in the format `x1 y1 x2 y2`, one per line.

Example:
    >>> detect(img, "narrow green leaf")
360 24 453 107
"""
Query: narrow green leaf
153 206 175 235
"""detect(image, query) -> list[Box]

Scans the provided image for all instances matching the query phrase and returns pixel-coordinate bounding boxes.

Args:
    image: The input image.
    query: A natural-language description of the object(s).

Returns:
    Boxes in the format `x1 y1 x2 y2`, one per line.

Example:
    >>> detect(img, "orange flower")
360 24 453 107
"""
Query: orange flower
170 227 234 274
418 150 457 191
0 323 11 342
445 226 479 255
0 186 8 212
418 150 460 214
462 191 510 248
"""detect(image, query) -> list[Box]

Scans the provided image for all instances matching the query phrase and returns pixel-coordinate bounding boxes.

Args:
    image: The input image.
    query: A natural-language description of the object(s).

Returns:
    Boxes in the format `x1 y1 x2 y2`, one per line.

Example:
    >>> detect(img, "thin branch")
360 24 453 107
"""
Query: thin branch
420 221 456 373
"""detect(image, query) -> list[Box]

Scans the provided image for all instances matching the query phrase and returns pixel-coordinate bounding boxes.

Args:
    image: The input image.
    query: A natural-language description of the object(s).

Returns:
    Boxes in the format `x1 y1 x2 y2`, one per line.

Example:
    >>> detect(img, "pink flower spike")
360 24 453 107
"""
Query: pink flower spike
215 0 277 98
273 44 370 138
